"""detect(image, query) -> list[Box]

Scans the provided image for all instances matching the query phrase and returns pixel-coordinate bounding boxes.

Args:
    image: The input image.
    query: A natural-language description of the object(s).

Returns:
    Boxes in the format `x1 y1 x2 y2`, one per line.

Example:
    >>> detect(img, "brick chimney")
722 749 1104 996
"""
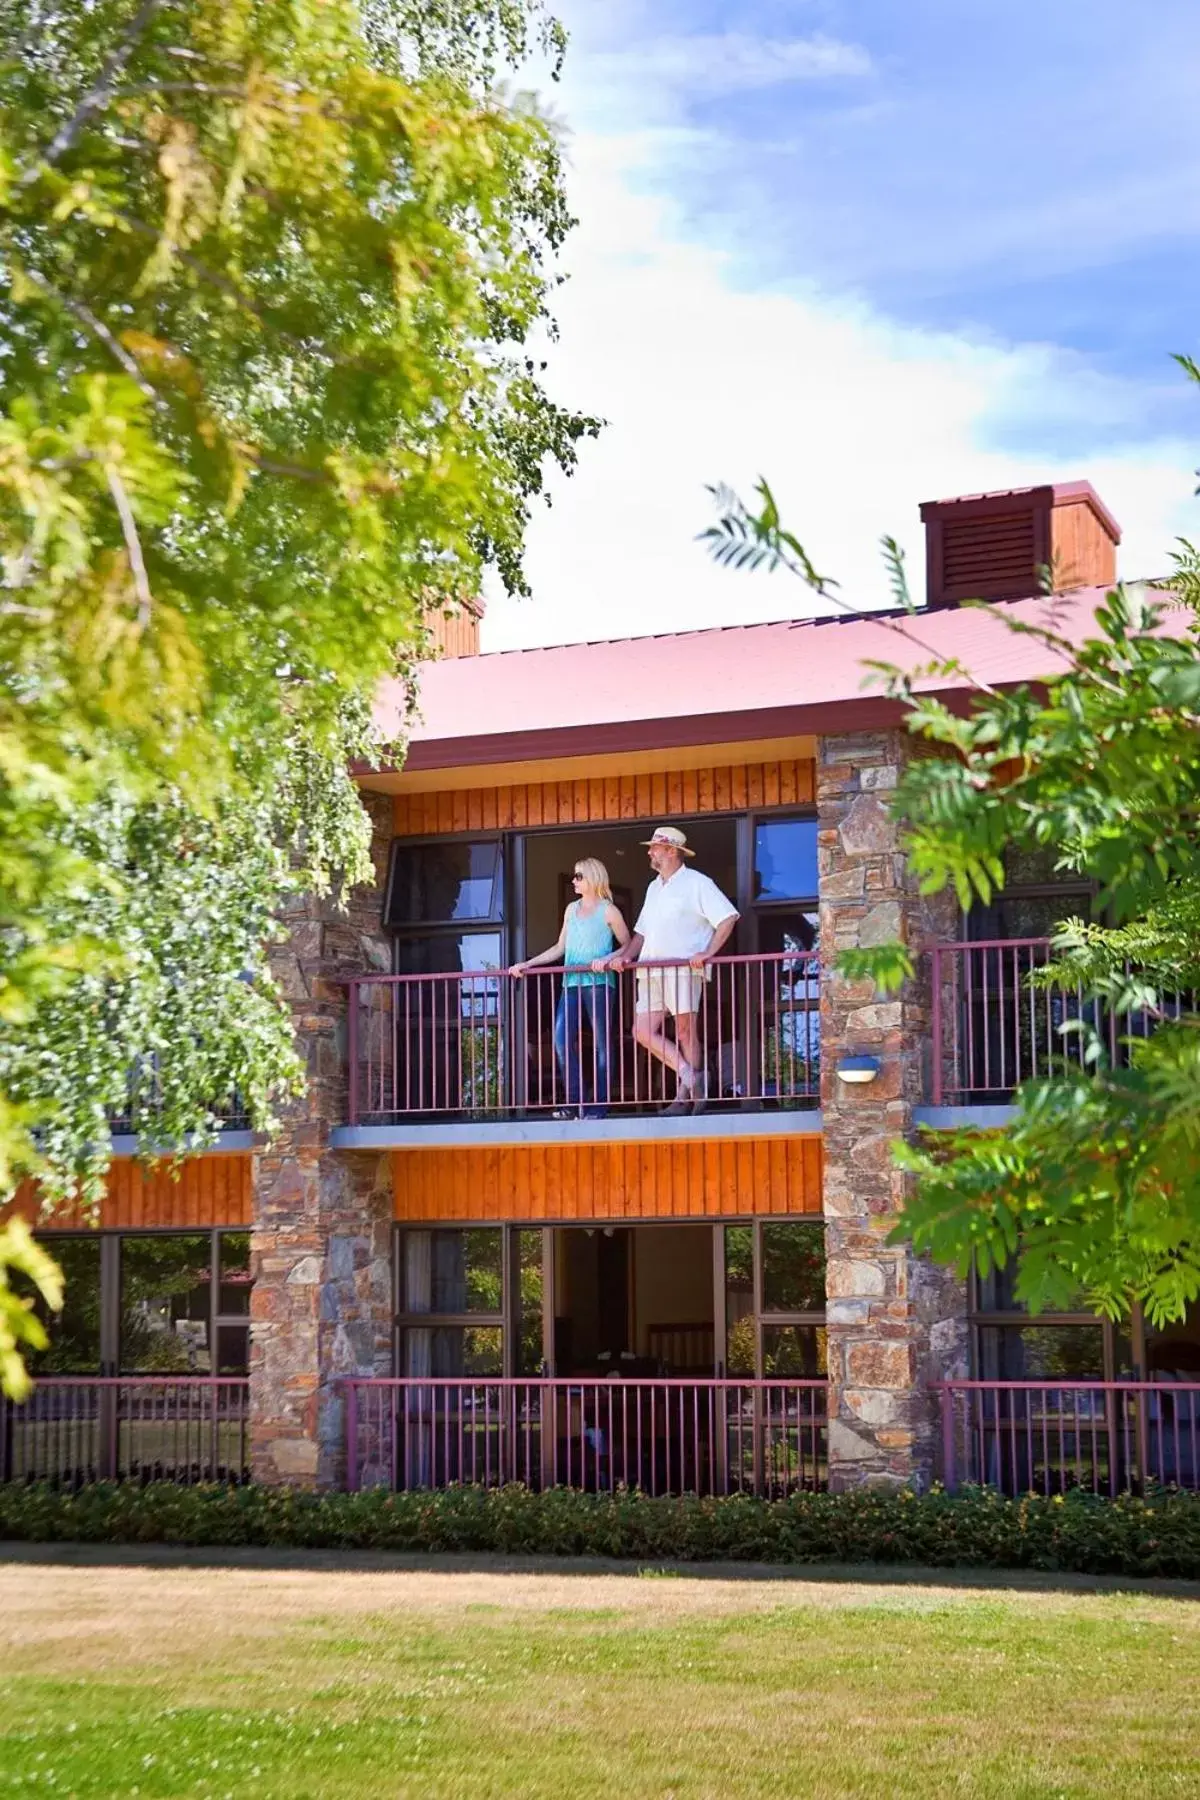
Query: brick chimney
423 598 484 658
919 481 1120 610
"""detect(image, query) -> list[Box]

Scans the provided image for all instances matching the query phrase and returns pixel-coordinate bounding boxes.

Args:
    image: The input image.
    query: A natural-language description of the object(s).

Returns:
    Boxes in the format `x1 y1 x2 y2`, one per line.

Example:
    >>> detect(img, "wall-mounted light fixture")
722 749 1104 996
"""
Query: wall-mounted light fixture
836 1054 881 1085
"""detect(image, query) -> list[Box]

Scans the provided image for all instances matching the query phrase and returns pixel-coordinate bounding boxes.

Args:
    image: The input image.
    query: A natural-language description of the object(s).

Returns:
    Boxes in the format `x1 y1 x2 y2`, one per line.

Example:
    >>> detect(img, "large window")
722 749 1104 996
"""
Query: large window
749 817 819 1102
31 1237 103 1373
384 838 507 1116
386 841 504 927
724 1221 826 1380
120 1231 251 1374
970 1262 1121 1382
752 817 818 952
385 839 505 975
395 1227 505 1377
968 844 1095 942
28 1231 252 1376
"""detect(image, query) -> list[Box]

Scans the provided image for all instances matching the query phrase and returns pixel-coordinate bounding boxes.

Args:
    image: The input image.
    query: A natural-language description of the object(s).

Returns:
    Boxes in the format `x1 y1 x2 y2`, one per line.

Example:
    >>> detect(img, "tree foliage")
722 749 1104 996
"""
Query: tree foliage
882 571 1200 1325
705 435 1200 1327
0 0 597 1382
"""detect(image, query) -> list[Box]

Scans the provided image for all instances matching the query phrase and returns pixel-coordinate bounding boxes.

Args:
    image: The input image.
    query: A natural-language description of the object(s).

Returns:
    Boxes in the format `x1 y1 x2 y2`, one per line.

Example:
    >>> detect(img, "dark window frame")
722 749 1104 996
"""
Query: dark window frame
390 1218 827 1382
393 1223 508 1377
968 1267 1124 1381
719 1218 827 1380
964 843 1099 945
384 805 816 967
31 1227 251 1377
384 831 509 984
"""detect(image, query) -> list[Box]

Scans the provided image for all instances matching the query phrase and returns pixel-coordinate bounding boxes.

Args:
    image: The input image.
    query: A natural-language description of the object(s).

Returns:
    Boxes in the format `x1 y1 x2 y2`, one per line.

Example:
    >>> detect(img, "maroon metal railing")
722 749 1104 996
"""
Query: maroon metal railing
933 938 1197 1104
346 952 819 1123
344 1377 827 1497
0 1377 250 1486
935 1381 1200 1496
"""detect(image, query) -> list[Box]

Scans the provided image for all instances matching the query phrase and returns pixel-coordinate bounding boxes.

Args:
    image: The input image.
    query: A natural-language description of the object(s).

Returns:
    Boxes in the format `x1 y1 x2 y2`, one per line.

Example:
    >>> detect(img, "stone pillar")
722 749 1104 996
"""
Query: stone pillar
249 792 396 1488
818 730 967 1490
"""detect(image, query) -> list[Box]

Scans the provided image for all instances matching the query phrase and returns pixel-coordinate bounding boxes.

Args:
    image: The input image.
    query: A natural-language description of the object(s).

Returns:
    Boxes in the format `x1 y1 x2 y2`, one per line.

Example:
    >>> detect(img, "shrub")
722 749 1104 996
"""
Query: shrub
2 1481 1200 1577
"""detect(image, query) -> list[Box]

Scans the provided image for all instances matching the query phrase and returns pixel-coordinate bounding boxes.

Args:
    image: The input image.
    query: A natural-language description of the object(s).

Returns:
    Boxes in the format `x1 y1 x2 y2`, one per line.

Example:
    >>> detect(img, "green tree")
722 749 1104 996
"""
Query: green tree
704 446 1200 1329
0 0 598 1388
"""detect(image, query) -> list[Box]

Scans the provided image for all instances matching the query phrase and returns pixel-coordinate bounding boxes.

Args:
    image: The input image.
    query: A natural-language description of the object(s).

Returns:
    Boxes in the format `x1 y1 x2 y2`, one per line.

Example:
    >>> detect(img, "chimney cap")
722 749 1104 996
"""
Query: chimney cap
919 480 1121 544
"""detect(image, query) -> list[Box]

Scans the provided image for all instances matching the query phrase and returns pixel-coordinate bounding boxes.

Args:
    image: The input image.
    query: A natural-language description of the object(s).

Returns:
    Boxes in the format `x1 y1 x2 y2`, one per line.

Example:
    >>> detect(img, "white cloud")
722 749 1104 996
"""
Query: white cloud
597 32 873 95
481 34 1198 652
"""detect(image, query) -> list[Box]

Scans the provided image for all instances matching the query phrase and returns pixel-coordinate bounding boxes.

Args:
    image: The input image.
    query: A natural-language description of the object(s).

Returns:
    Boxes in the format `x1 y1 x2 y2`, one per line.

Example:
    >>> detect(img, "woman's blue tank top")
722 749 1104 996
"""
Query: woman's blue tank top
564 901 615 987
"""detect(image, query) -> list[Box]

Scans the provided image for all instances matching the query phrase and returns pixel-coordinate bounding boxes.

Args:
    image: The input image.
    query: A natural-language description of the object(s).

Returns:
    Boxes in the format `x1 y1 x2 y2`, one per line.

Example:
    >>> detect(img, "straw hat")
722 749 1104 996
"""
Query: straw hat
640 825 695 857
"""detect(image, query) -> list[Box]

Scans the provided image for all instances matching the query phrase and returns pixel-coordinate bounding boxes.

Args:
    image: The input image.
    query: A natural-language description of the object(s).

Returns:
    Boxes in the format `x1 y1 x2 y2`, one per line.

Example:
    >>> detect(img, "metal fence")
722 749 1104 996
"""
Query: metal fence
347 952 819 1123
933 938 1197 1104
935 1381 1200 1495
0 1377 250 1486
344 1377 828 1497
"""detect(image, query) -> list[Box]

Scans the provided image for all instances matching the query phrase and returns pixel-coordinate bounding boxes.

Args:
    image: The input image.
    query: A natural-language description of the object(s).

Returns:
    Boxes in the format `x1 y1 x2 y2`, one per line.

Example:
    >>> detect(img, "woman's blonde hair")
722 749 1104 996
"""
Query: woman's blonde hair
573 856 612 900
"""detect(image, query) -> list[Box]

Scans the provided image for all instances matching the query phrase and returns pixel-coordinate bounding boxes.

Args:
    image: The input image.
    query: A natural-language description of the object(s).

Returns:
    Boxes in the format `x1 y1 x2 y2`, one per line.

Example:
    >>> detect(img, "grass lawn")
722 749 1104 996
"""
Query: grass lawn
3 1552 1200 1797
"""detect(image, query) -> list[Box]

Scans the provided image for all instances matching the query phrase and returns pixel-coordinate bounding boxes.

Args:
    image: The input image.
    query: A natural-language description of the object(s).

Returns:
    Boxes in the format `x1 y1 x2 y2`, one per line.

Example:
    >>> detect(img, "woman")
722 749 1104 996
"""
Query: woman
511 858 630 1118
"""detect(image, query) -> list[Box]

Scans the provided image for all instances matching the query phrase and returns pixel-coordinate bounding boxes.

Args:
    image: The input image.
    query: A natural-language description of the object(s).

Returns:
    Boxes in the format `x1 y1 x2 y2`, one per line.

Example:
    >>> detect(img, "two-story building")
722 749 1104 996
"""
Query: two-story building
8 478 1198 1497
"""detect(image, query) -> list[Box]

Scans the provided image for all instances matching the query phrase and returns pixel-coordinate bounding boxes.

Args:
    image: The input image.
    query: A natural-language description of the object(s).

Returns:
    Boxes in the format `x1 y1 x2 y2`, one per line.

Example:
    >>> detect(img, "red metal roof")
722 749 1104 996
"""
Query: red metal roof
378 584 1167 772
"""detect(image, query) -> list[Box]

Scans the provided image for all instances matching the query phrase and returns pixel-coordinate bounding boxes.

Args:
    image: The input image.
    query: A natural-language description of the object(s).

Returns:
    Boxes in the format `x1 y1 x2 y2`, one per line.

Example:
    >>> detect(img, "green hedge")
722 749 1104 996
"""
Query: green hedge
3 1481 1200 1576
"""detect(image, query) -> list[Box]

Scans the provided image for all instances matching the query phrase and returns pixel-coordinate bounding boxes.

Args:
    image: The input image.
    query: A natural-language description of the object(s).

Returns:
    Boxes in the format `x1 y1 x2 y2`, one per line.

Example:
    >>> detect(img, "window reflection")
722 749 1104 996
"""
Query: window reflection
756 910 818 956
762 1325 827 1378
120 1235 212 1373
387 842 503 925
977 1325 1105 1381
723 1224 826 1378
401 1325 503 1378
218 1232 251 1315
393 931 503 981
762 1223 826 1313
754 820 818 903
30 1237 102 1373
398 1228 502 1315
974 1263 1089 1315
517 1230 544 1376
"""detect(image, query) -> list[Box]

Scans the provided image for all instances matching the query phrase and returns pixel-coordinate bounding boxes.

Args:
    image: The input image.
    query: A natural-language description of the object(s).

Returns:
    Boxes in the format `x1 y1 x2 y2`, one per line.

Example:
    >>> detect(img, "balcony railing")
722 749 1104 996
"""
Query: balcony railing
936 1380 1200 1496
108 1088 250 1138
345 1376 828 1496
347 953 819 1124
0 1376 250 1487
933 938 1197 1105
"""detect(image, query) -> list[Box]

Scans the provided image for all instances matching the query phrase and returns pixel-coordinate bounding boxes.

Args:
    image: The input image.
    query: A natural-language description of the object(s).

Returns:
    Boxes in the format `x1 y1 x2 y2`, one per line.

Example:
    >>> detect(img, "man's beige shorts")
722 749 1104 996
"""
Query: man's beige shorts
635 966 704 1017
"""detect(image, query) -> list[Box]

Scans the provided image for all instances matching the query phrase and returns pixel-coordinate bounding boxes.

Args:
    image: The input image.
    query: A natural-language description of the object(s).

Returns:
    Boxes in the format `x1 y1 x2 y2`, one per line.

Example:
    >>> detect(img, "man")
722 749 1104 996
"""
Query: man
607 825 739 1114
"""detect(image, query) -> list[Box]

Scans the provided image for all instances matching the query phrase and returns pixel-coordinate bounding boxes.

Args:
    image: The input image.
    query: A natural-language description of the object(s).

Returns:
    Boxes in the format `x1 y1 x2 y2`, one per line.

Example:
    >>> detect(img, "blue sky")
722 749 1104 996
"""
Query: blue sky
484 0 1200 647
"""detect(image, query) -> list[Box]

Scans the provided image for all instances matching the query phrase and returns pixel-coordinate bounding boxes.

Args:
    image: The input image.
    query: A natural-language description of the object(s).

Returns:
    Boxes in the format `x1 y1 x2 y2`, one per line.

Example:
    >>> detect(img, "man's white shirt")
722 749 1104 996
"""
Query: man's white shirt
634 865 738 963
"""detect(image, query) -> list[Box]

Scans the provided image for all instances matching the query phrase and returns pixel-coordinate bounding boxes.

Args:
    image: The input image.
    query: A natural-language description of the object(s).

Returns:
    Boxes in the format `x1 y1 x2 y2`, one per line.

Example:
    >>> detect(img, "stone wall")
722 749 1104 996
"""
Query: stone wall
249 791 396 1487
817 731 968 1490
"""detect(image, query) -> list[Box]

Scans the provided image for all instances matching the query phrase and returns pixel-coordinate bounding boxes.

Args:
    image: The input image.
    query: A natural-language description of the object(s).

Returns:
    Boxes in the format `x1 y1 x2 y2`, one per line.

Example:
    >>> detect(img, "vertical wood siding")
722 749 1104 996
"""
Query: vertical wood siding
4 1156 253 1231
392 1136 822 1222
393 758 815 837
424 609 481 660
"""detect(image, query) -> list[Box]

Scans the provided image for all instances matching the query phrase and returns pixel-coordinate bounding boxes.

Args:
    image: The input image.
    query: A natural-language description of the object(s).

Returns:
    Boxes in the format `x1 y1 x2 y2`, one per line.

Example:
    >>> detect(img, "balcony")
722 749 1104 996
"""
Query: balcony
0 1376 250 1486
936 1380 1200 1495
933 937 1197 1107
346 952 819 1127
108 1065 251 1145
345 1376 827 1496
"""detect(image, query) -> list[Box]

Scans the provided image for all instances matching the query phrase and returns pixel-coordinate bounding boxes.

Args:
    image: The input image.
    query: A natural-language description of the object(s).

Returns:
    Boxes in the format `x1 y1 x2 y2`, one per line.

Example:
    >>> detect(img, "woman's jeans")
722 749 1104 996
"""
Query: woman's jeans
554 984 612 1111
